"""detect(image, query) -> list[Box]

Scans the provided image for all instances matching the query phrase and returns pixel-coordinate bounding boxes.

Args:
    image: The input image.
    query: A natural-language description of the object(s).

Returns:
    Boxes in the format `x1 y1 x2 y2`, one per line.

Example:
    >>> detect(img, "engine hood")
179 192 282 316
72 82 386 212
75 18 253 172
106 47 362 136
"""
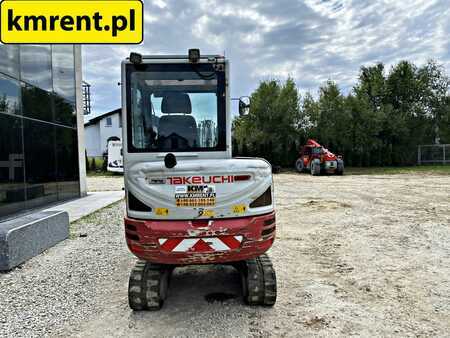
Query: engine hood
323 150 337 161
125 158 274 220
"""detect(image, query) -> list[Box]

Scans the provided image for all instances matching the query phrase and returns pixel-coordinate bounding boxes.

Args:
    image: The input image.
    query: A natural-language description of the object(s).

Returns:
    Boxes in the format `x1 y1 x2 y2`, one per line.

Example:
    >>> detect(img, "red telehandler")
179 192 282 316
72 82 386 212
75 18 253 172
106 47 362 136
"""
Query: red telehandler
295 139 344 175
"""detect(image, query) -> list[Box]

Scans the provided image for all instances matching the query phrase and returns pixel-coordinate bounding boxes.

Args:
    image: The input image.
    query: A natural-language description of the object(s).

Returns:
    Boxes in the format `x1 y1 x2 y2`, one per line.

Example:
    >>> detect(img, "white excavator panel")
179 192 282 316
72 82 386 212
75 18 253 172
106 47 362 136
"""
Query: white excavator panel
121 55 274 220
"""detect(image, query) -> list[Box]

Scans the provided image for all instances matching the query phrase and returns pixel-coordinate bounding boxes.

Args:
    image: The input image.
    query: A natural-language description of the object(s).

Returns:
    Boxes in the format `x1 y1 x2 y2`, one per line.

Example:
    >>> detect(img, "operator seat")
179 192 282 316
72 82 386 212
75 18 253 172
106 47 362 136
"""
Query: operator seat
158 92 198 150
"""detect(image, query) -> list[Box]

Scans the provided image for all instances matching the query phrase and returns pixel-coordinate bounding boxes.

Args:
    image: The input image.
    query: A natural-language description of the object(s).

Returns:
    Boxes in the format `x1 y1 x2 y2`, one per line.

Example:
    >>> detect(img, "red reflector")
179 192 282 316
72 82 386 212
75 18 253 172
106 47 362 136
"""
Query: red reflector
234 175 251 181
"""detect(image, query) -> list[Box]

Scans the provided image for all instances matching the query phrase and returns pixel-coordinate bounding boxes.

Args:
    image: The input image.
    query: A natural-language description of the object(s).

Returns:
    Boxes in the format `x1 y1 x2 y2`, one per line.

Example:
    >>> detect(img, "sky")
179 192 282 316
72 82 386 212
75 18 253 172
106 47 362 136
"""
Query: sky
83 0 450 119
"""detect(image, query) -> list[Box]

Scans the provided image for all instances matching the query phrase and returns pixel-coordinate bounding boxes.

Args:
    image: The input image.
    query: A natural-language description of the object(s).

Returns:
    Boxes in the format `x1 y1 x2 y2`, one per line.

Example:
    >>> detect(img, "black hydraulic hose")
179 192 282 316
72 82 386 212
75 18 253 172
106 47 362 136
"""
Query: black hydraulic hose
190 64 216 80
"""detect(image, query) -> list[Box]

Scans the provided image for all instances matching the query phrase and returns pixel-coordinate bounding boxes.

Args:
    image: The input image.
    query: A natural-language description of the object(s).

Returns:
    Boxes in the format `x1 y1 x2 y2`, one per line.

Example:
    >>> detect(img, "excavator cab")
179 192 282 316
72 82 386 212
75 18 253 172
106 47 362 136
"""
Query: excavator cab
121 50 277 310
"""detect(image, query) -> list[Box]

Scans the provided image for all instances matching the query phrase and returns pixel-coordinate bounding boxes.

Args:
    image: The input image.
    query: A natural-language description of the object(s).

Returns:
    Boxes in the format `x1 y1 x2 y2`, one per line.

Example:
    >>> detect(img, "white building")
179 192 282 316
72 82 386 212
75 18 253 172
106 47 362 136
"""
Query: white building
84 108 122 158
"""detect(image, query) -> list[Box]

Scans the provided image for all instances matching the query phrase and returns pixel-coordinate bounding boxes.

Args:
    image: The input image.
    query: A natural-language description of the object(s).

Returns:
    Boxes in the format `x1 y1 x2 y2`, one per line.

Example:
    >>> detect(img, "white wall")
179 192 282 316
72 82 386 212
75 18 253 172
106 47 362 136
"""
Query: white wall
99 113 122 155
85 112 122 158
85 124 101 157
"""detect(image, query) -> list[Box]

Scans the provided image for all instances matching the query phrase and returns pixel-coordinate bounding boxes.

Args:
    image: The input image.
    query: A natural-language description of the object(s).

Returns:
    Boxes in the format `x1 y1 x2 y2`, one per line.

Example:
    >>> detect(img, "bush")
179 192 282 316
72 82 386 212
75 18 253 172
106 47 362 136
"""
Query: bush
90 157 97 172
101 158 107 172
85 151 89 172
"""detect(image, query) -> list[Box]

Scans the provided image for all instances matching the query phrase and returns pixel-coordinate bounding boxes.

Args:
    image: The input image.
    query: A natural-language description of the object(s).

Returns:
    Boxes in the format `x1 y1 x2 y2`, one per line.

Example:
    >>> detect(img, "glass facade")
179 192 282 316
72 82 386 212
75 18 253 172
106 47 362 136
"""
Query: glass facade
0 45 80 220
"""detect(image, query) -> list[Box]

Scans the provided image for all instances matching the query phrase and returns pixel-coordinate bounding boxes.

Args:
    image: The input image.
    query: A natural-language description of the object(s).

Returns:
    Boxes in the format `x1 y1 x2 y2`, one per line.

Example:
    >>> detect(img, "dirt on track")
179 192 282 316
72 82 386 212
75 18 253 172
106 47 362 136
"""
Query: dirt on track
1 173 449 337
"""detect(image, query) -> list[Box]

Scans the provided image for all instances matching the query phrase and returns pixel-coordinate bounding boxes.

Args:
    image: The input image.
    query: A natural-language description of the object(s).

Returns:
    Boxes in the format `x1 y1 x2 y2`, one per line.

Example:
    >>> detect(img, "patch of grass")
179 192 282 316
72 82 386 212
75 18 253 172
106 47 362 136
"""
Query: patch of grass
346 165 450 175
86 157 106 175
87 171 120 177
278 165 450 176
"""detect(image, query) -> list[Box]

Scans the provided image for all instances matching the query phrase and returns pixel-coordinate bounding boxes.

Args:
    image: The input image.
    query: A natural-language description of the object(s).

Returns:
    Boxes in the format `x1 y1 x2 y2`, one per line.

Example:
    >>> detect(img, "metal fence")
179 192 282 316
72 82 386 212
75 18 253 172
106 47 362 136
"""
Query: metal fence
418 144 450 165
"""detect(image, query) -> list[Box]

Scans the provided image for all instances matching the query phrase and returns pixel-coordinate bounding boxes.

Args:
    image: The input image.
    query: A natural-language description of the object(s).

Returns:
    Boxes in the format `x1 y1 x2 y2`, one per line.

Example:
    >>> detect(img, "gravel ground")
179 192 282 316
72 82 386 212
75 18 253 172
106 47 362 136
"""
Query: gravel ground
87 175 124 192
1 173 449 337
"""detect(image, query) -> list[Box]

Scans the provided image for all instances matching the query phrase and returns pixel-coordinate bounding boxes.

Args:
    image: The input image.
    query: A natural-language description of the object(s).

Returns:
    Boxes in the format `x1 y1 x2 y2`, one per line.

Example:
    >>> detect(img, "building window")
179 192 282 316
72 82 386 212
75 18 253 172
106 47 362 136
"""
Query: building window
0 74 21 116
54 97 76 128
20 45 52 91
0 114 25 217
23 119 58 207
105 117 112 127
56 127 79 199
0 44 80 220
0 45 19 79
52 45 76 103
22 83 53 123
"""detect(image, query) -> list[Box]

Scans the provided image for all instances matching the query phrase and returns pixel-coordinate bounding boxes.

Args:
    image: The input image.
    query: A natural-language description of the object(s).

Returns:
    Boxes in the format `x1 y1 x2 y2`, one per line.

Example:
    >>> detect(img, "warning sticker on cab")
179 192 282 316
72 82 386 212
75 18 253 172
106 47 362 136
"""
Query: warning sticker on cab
175 185 216 207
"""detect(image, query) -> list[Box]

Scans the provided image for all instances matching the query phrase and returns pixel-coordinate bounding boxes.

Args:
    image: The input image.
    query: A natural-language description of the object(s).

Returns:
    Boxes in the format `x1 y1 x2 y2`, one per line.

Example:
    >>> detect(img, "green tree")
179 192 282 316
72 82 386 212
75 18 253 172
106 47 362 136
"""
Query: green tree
315 81 351 153
418 60 450 144
233 78 302 166
235 59 450 168
351 64 388 165
385 61 429 164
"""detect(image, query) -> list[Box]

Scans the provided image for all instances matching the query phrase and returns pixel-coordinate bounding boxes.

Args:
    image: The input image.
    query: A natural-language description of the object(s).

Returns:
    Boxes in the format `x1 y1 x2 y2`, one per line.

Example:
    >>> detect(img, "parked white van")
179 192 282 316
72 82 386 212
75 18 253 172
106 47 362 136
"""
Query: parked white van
107 140 123 174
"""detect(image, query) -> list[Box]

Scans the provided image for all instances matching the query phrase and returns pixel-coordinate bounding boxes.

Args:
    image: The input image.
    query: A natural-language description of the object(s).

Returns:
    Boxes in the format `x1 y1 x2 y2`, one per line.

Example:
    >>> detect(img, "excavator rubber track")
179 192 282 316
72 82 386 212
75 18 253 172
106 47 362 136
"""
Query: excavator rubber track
128 261 172 311
240 254 277 306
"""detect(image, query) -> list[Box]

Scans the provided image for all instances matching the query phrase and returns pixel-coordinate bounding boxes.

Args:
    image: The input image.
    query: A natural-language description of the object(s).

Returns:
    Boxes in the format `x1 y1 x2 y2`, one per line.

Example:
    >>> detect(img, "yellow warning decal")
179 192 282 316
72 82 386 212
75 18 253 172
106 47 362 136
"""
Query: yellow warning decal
155 208 169 216
199 209 215 217
232 205 246 214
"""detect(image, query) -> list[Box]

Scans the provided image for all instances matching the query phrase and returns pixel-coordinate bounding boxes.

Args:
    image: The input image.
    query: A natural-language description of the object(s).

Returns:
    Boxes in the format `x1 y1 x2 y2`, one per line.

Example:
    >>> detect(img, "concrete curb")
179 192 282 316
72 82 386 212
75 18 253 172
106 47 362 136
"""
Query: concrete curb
0 211 69 271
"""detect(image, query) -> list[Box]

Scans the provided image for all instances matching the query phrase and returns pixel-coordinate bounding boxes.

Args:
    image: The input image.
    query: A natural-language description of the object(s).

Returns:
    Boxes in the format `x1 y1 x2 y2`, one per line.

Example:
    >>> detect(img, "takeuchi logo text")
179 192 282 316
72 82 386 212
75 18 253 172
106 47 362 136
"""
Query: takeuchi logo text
168 176 234 185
